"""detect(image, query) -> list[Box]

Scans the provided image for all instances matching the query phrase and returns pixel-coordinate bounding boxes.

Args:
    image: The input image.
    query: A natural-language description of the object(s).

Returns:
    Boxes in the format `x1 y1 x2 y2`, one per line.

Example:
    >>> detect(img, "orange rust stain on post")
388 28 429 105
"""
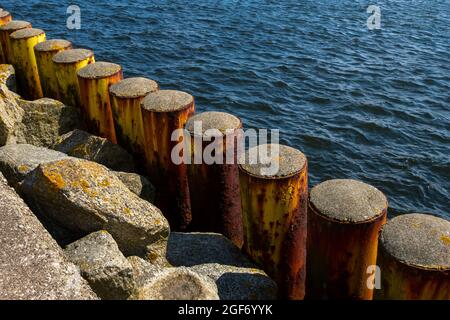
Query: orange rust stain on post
109 77 159 163
53 48 95 108
0 20 31 64
186 111 244 248
0 10 12 26
10 28 46 99
34 39 72 99
141 90 195 231
77 62 123 143
0 10 12 63
306 179 388 300
376 213 450 300
239 144 308 299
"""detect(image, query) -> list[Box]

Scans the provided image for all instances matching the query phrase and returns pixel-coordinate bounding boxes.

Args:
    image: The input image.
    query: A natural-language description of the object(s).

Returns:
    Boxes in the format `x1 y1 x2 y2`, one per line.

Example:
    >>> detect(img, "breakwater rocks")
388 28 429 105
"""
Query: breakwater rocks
0 65 277 300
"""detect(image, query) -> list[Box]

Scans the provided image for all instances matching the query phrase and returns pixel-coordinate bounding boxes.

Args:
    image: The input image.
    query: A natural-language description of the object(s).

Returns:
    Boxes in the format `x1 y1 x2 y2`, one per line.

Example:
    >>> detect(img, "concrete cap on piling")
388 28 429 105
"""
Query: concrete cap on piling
109 77 159 99
239 144 307 179
141 90 194 113
0 20 31 31
185 111 242 137
309 179 387 223
34 39 72 52
52 48 94 64
380 213 450 270
0 10 11 18
77 61 122 79
10 27 44 40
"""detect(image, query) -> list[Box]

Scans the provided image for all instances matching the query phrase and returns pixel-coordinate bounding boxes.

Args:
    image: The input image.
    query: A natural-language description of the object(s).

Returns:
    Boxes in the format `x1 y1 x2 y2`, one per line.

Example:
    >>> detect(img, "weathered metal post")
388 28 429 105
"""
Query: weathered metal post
0 20 31 64
52 48 95 108
306 179 387 300
109 77 159 162
141 90 195 231
9 28 46 99
0 10 11 26
0 10 12 62
77 62 123 144
239 143 308 299
186 111 244 247
376 213 450 300
34 39 72 99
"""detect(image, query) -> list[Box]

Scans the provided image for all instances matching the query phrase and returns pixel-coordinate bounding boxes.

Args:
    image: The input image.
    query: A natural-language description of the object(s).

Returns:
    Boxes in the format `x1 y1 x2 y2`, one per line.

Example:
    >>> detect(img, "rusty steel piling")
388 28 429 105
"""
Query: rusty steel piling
185 111 244 247
10 28 46 100
0 20 31 65
306 179 388 300
0 10 12 26
34 39 72 99
239 143 308 299
77 61 123 143
52 48 95 108
141 90 195 231
0 10 12 63
109 77 159 163
376 213 450 300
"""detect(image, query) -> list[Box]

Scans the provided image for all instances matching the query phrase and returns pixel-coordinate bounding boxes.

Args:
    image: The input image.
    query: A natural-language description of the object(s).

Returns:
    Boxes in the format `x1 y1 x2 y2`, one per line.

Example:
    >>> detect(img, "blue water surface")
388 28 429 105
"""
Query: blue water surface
4 0 449 218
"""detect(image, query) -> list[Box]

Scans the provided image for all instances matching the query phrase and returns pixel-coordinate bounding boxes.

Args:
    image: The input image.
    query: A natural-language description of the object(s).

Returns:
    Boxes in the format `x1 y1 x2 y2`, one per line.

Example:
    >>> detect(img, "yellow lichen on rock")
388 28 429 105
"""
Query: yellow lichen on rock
441 235 450 245
42 169 66 190
17 164 29 173
123 207 132 216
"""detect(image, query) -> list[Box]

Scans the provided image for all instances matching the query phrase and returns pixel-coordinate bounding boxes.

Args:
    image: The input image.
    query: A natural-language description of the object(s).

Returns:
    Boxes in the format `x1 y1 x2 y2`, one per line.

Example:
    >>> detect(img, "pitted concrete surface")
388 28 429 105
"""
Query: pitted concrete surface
0 143 68 187
380 213 450 270
185 111 241 135
141 90 193 112
239 143 307 178
309 179 387 223
109 77 158 98
10 28 44 39
77 61 121 79
53 48 94 64
0 10 11 18
34 39 72 52
0 20 31 31
0 172 97 300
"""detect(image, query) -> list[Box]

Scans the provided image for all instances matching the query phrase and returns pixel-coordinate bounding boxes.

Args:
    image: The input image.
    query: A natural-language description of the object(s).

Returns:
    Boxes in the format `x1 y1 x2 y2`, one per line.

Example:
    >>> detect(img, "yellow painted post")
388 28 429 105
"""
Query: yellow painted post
0 10 12 63
77 61 123 143
306 179 387 300
0 20 31 64
239 143 308 299
52 48 95 108
185 111 244 247
34 39 72 99
141 90 195 231
10 28 46 100
109 77 159 163
0 10 12 25
376 213 450 300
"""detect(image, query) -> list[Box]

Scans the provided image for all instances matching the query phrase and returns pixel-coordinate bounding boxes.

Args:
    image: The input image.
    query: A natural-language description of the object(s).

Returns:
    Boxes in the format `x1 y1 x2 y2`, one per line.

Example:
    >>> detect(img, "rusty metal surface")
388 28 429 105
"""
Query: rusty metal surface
0 21 31 64
78 70 122 143
10 30 45 99
34 40 72 99
306 204 387 300
376 235 450 300
0 12 12 26
109 78 158 165
239 163 308 299
187 128 244 248
0 12 12 63
54 54 95 108
141 102 195 231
